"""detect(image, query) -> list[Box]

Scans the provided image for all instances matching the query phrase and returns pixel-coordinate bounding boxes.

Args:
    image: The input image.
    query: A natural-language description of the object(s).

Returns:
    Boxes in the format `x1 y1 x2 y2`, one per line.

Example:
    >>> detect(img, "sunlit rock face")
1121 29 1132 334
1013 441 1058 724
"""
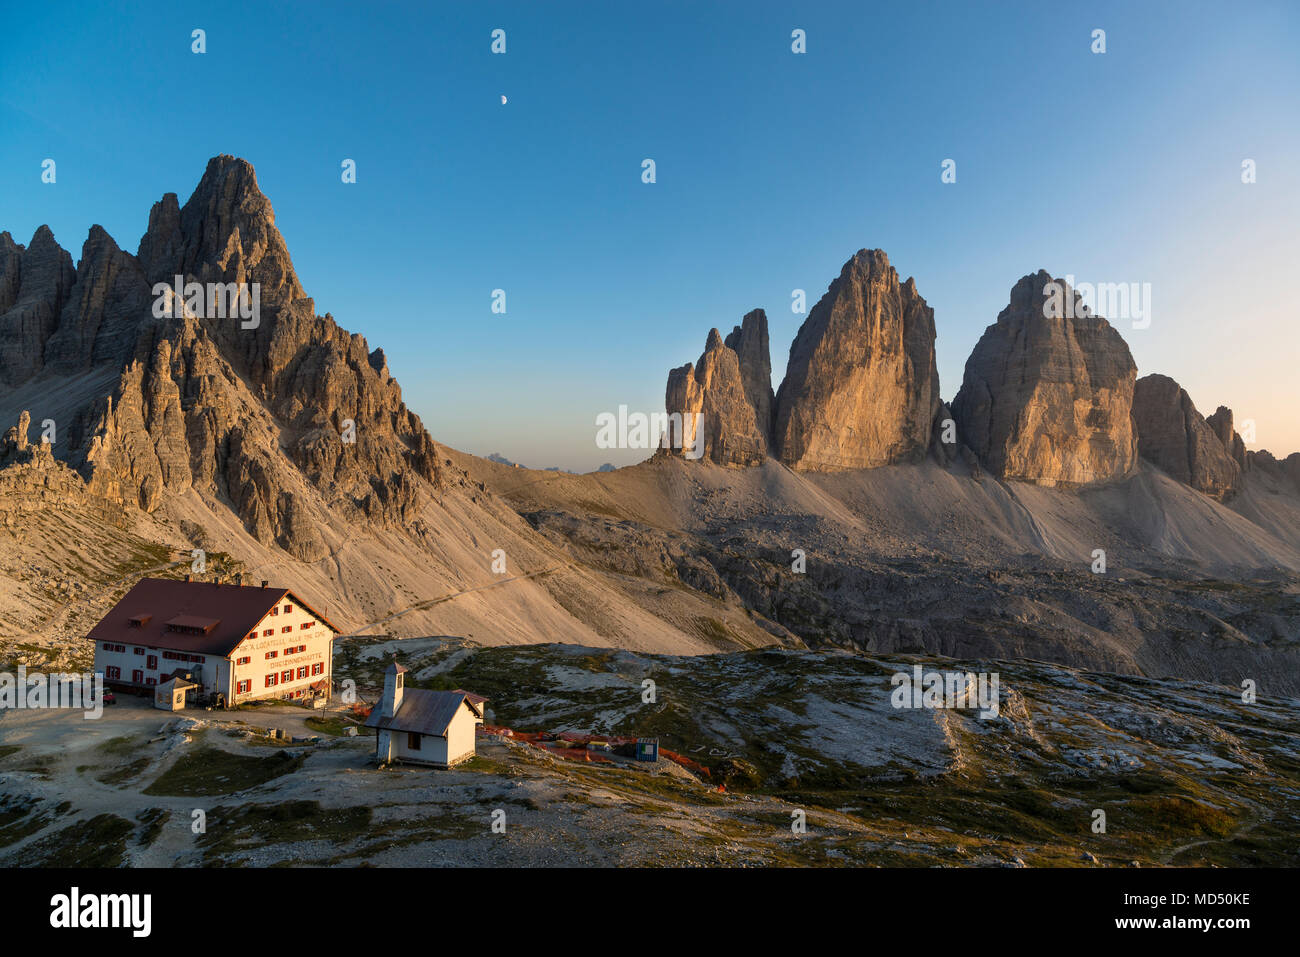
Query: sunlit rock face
952 271 1138 487
772 249 940 472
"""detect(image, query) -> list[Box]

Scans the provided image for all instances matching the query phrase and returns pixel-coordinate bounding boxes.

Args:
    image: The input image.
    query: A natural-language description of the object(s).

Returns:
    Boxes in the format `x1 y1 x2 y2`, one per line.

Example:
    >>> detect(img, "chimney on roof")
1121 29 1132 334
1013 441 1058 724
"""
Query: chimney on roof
214 577 223 586
234 573 243 587
261 580 268 589
184 574 192 583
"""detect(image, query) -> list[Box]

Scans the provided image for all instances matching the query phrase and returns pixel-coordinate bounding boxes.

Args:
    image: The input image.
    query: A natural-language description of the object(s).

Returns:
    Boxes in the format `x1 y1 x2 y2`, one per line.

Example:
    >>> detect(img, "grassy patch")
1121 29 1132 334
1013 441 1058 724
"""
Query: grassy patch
98 735 143 756
98 756 153 787
0 796 62 848
143 747 306 797
331 807 485 862
22 813 133 867
198 801 372 865
304 715 351 736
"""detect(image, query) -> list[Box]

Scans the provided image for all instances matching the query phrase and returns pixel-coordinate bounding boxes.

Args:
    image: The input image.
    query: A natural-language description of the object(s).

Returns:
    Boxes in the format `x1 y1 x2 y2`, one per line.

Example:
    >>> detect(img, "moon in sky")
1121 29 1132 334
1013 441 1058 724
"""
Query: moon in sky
500 95 507 105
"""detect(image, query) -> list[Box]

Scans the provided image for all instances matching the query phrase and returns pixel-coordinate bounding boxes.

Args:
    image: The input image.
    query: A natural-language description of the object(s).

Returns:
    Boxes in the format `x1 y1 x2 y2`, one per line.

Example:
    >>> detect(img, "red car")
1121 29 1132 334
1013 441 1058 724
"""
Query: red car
101 690 116 706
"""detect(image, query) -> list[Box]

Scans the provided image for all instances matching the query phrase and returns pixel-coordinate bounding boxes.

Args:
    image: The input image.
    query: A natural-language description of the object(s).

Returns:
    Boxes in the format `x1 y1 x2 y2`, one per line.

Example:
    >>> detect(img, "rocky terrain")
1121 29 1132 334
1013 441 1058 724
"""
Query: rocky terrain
1 154 1297 707
665 325 770 467
665 249 941 471
1132 374 1241 500
2 639 1296 867
774 249 940 471
466 451 1300 695
0 158 793 661
1 157 439 553
951 272 1139 487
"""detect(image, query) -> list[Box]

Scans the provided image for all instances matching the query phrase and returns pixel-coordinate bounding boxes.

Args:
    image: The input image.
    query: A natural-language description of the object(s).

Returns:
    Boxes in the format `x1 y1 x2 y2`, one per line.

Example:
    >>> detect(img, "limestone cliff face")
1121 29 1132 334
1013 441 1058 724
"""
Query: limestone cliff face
44 226 152 376
1206 406 1249 472
666 326 770 467
772 249 940 471
0 156 441 561
1131 374 1240 500
0 227 77 386
1283 453 1300 493
951 271 1138 486
724 309 773 444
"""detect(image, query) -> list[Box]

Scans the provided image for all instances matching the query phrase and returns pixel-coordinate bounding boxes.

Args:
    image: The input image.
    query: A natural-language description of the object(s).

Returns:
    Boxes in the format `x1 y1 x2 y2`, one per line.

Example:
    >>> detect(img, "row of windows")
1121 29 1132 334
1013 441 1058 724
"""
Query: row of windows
237 681 317 701
102 667 158 686
262 663 325 688
247 620 315 641
107 654 324 692
100 643 205 664
269 604 293 616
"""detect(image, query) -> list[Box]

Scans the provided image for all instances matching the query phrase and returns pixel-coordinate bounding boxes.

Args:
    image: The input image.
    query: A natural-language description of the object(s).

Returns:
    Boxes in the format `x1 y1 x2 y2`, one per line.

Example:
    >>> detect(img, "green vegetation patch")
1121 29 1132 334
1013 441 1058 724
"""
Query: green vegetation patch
22 813 133 867
0 795 62 848
144 747 306 796
98 756 153 787
198 800 373 865
304 715 352 736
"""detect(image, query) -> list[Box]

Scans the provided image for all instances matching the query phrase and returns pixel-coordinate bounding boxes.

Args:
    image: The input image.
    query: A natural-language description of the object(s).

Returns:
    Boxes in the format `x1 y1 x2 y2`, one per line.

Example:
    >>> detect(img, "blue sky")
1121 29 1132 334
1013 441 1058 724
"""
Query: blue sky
3 0 1297 471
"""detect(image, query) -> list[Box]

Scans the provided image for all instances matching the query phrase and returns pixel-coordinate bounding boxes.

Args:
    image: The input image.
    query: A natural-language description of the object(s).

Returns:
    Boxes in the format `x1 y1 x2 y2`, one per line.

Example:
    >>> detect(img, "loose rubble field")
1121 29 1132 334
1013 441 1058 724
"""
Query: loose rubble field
1 639 1296 867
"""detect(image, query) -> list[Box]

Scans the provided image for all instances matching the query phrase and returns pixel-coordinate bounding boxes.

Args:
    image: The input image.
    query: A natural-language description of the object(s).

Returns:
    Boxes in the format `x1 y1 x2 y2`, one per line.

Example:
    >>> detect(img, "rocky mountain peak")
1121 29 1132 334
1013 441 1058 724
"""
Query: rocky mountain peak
0 225 77 387
0 156 442 561
772 248 940 471
1206 406 1249 470
1131 374 1240 500
724 308 773 440
665 321 771 467
138 154 305 310
951 271 1138 486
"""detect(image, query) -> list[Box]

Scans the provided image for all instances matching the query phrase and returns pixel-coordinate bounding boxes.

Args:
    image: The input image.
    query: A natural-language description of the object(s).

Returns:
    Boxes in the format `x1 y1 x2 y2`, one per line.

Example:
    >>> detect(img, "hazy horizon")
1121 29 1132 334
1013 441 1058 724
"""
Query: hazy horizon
4 0 1297 472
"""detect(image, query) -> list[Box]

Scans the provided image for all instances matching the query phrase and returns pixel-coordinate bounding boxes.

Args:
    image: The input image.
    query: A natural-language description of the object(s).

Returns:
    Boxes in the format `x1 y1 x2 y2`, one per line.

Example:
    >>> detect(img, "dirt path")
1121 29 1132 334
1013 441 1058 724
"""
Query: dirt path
342 562 575 637
1158 814 1264 865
